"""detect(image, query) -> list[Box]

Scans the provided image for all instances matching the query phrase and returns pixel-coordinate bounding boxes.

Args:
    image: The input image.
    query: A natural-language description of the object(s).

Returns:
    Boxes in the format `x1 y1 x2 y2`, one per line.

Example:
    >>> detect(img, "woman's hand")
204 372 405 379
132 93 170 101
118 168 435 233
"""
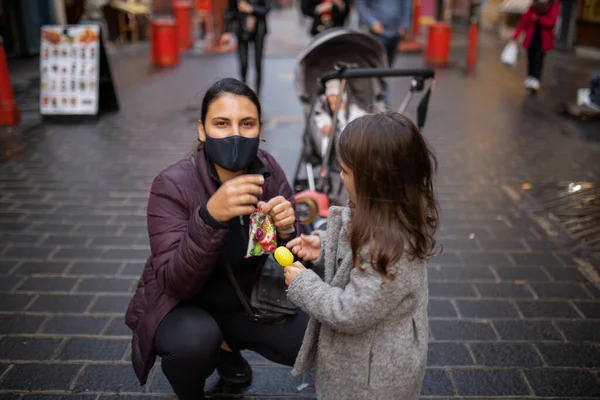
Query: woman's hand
284 261 307 286
315 2 332 14
371 21 384 35
257 196 296 236
287 234 321 261
332 0 345 12
220 33 233 46
206 174 264 222
238 1 253 13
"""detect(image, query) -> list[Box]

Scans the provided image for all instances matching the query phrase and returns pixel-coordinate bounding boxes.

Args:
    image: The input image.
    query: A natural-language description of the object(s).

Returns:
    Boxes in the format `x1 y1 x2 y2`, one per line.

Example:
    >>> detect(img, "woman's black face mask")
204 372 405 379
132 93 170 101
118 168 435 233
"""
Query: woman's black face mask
203 134 260 172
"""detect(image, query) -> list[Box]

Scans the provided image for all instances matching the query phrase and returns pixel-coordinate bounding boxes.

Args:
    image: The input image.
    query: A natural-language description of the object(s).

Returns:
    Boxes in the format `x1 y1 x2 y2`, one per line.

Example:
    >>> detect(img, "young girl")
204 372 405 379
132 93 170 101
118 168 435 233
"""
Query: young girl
284 112 439 399
511 0 560 93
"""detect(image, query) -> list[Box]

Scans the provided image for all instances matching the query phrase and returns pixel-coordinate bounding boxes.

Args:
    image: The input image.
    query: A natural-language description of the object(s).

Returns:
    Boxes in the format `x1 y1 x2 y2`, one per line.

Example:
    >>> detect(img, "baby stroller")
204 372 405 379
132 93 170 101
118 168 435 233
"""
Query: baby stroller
292 28 436 232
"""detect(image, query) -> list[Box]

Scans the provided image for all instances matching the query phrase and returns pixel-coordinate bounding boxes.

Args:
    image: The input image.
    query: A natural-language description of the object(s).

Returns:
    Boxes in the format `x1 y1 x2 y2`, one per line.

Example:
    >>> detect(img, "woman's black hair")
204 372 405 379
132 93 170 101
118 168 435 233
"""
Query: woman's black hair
200 78 262 124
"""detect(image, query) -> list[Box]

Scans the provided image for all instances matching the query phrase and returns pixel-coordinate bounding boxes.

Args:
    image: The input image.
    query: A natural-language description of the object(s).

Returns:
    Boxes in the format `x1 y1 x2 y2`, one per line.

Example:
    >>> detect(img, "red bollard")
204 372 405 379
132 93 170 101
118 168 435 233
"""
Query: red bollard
174 0 193 51
205 0 235 53
413 0 422 37
399 0 424 53
151 18 179 67
195 0 213 40
466 22 478 69
0 42 20 126
425 22 452 67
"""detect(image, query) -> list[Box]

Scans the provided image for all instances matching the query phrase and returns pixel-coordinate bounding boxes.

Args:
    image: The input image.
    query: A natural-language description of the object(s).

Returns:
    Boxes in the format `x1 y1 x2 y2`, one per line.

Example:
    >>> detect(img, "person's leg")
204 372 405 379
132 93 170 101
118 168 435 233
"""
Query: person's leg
253 27 266 97
155 305 223 400
386 36 400 67
534 50 545 82
527 45 535 78
237 37 250 84
220 311 310 366
529 39 544 90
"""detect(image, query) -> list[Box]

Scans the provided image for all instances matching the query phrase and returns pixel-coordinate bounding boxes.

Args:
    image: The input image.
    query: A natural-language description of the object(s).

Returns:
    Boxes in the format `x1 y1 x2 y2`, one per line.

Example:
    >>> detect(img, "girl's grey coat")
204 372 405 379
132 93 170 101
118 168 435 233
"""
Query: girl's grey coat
287 206 429 400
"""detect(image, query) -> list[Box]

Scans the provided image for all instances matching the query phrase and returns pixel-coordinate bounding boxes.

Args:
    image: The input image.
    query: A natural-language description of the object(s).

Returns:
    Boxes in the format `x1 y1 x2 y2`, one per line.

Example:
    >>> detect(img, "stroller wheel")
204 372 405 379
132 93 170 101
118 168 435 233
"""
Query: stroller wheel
295 197 319 225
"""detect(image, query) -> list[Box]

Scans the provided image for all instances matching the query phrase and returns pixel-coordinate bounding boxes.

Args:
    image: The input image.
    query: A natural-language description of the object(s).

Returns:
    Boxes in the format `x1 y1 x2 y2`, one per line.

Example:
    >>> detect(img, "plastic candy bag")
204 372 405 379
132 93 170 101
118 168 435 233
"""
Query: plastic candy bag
245 209 278 258
501 41 518 67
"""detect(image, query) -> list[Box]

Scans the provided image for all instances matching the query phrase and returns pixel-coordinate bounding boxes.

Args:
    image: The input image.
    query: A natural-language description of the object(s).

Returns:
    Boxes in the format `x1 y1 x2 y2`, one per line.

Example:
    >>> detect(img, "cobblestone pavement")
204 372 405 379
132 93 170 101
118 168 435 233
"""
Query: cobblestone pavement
1 9 600 399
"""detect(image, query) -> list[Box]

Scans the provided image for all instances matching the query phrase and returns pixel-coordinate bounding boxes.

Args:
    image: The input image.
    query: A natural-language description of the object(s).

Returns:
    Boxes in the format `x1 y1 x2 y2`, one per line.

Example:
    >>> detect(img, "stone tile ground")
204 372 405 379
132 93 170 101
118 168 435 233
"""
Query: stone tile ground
1 8 600 399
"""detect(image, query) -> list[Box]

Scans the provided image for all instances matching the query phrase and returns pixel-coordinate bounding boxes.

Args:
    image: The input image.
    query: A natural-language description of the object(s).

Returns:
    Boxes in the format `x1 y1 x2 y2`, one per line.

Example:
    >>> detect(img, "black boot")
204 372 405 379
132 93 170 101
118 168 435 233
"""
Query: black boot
216 348 252 385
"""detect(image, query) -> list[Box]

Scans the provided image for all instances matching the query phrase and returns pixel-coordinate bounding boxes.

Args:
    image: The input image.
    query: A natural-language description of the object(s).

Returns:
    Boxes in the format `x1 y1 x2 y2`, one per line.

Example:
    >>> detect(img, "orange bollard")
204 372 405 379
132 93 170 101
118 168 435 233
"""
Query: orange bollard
151 18 179 67
0 42 20 126
174 0 193 51
425 22 452 67
466 22 478 68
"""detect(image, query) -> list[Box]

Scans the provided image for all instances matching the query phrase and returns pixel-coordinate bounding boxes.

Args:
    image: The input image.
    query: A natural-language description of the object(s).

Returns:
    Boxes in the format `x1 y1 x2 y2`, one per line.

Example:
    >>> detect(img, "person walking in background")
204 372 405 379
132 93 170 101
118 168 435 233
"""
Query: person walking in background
511 0 560 94
81 0 111 47
221 0 272 97
301 0 351 36
355 0 412 67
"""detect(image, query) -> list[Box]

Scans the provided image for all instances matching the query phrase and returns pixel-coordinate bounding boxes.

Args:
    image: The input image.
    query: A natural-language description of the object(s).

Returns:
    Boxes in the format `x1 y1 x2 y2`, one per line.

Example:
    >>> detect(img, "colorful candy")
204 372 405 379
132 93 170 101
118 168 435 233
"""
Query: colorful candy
245 210 278 258
274 246 294 267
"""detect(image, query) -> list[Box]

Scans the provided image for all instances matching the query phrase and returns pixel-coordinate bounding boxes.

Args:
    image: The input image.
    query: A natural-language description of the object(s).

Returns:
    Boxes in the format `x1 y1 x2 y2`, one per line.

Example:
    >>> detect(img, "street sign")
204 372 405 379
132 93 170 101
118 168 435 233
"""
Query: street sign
39 24 119 120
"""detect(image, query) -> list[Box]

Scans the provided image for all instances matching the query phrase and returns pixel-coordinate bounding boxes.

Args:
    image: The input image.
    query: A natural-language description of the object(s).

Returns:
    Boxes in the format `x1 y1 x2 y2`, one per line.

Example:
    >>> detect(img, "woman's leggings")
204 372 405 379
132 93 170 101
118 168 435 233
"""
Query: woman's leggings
527 33 545 81
154 304 309 400
237 29 266 96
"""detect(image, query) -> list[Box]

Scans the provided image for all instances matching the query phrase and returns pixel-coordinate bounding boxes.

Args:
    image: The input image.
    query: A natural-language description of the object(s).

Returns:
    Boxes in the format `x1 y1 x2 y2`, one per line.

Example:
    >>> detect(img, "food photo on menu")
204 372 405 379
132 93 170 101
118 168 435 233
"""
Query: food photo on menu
40 25 101 116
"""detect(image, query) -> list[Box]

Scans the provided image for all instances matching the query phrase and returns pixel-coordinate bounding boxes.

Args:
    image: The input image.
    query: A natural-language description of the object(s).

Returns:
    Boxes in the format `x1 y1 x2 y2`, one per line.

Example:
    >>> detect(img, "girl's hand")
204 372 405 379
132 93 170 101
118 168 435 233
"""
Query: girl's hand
257 196 296 237
287 234 321 261
284 261 306 286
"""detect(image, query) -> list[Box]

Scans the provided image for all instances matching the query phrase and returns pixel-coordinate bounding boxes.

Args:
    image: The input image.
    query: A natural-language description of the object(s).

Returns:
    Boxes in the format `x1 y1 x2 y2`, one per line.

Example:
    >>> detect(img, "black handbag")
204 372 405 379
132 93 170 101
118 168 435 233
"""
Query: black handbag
225 254 299 324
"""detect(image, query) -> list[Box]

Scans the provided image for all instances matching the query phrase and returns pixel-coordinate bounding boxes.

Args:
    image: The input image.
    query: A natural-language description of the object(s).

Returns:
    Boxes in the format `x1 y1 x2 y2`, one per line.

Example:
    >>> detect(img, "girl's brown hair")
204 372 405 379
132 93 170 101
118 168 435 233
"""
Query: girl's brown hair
337 112 439 277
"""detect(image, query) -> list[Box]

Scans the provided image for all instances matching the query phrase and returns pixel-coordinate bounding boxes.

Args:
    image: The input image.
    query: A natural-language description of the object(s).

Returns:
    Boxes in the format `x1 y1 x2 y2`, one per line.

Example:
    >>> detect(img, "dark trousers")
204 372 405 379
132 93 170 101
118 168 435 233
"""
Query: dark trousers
155 304 309 400
374 34 400 67
527 35 545 80
372 33 400 101
237 27 267 97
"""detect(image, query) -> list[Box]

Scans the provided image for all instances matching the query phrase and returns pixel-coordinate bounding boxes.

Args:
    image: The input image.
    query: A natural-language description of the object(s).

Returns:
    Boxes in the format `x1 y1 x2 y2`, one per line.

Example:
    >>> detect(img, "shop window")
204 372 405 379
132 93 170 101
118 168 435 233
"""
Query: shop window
580 0 600 22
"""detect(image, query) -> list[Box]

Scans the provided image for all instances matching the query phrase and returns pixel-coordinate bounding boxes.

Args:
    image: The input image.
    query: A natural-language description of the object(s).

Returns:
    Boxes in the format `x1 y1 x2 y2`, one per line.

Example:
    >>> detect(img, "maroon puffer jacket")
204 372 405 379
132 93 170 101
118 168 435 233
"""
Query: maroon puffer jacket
125 147 294 384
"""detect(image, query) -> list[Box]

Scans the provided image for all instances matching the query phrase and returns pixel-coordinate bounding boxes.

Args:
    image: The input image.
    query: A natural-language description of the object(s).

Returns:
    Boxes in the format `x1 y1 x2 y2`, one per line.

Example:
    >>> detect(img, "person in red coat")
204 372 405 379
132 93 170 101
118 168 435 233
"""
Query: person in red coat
511 0 560 92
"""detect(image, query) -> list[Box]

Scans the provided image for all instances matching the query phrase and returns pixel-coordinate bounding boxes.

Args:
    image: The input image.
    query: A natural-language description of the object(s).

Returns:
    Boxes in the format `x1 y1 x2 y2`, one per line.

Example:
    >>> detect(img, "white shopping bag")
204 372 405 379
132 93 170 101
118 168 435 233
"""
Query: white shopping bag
501 41 518 66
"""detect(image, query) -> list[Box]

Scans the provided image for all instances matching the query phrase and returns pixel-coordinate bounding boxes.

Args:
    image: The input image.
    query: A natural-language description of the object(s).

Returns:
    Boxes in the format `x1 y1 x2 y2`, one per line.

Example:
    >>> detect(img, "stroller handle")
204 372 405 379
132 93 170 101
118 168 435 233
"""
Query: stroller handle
319 67 435 87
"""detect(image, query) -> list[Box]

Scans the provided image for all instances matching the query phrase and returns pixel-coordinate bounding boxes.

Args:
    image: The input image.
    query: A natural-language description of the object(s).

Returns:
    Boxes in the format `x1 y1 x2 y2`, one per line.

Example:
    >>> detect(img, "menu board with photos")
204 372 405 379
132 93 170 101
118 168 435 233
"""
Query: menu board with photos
40 25 101 115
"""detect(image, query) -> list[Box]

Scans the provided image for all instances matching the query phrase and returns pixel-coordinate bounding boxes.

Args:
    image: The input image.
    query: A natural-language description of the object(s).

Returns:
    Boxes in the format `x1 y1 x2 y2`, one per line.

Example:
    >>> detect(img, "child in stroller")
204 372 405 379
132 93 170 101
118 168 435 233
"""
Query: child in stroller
313 79 367 158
